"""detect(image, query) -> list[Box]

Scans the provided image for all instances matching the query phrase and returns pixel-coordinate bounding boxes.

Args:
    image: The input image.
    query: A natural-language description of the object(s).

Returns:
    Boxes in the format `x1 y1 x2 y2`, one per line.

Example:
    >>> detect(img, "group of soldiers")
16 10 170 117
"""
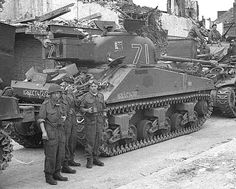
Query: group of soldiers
37 80 106 185
188 21 222 54
188 21 222 44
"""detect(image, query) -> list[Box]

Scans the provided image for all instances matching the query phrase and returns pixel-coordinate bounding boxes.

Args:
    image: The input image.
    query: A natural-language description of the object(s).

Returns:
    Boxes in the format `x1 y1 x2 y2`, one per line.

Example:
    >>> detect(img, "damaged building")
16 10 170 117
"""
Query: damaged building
0 0 199 83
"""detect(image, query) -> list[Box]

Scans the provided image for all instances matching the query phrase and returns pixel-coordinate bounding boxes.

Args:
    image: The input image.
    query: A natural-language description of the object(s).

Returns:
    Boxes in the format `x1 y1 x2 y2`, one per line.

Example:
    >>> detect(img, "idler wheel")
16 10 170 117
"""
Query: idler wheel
170 113 184 131
195 100 208 117
137 120 154 139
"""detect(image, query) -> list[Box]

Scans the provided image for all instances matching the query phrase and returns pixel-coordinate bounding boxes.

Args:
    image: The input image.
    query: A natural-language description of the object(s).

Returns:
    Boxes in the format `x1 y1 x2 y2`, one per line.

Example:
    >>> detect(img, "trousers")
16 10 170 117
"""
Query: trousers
44 124 65 174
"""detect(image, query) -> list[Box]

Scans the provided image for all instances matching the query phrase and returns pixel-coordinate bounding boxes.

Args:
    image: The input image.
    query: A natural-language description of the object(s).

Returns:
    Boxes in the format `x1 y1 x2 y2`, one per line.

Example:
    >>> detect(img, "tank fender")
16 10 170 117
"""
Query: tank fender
215 77 236 88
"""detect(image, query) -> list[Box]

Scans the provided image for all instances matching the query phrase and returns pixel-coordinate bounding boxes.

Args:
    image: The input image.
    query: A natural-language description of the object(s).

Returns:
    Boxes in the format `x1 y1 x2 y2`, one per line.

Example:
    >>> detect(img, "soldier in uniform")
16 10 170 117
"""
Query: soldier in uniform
38 84 68 185
188 21 206 42
188 21 210 54
61 86 80 174
80 80 106 168
208 24 221 44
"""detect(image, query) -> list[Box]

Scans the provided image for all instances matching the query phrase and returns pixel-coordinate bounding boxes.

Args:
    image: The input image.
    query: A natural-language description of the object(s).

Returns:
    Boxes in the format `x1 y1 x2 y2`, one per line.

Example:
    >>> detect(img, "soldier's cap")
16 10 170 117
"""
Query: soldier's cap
48 83 63 94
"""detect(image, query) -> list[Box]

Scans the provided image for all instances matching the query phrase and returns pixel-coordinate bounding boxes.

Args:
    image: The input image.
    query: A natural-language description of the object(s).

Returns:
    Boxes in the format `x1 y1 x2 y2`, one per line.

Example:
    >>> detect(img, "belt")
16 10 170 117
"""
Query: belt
85 112 103 117
46 120 64 128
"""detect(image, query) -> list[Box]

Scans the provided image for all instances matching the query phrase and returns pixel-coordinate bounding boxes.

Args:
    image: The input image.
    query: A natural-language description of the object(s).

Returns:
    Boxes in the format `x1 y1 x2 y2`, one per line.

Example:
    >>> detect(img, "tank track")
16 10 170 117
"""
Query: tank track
100 92 213 156
215 87 236 118
0 127 13 171
4 122 43 148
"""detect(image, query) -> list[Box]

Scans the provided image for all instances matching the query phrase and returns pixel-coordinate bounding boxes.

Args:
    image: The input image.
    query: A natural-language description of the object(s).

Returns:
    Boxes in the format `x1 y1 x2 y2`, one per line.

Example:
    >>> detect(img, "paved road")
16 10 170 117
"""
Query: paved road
1 114 236 189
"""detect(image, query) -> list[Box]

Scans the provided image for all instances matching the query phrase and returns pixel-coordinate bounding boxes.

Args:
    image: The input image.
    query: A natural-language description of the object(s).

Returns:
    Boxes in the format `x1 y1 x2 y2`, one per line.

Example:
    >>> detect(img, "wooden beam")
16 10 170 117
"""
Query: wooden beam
18 17 37 24
78 12 102 22
38 3 75 22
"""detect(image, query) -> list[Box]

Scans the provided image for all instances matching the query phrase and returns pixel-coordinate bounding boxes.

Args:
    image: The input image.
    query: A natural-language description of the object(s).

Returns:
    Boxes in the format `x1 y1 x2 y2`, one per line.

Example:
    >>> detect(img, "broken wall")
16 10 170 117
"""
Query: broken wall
161 13 193 38
0 0 53 21
13 34 49 81
0 0 118 23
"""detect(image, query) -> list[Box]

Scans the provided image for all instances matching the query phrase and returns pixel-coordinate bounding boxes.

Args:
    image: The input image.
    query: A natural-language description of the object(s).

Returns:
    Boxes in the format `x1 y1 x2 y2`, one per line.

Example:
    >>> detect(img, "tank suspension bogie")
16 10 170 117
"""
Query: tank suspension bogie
170 102 199 130
100 92 213 156
104 99 208 146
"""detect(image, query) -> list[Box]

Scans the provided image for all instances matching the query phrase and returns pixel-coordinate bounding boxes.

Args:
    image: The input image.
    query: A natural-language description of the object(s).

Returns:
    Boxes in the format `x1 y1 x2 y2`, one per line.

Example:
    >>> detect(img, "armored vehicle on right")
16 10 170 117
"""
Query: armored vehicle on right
167 37 236 118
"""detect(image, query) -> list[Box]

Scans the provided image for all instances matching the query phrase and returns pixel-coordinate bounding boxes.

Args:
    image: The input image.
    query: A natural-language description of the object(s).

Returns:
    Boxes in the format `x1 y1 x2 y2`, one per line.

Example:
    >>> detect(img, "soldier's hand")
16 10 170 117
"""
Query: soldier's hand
103 111 107 117
42 132 48 140
61 116 67 122
87 107 93 113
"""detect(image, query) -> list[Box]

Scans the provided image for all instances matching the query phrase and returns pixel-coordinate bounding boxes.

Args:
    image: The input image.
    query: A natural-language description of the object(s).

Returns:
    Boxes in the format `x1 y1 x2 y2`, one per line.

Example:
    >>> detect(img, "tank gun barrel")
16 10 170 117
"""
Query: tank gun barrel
160 55 217 67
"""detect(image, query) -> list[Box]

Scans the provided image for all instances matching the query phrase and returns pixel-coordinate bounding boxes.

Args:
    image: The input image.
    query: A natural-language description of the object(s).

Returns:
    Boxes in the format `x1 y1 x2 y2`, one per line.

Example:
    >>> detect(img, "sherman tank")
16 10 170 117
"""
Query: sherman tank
0 96 22 172
9 17 214 156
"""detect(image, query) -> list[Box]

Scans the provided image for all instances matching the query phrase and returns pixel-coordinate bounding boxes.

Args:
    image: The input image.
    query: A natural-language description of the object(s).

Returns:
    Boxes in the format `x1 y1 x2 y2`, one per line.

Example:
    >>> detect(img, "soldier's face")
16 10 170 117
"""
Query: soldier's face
90 83 98 94
51 92 61 101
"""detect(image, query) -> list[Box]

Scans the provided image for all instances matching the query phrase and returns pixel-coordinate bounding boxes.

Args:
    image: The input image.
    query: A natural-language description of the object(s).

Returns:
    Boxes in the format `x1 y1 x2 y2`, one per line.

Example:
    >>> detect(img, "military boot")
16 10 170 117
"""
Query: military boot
45 174 57 185
93 158 104 166
86 158 93 169
53 172 68 181
68 160 81 167
62 165 76 174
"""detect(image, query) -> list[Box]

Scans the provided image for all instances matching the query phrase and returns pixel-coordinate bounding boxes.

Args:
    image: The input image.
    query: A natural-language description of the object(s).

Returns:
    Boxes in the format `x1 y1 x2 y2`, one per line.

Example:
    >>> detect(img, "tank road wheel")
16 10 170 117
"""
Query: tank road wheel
137 120 154 140
195 100 208 117
170 113 184 131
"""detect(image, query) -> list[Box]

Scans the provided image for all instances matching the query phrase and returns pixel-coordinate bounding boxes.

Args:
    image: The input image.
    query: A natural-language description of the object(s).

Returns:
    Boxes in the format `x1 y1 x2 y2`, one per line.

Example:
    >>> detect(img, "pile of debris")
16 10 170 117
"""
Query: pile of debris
19 63 109 99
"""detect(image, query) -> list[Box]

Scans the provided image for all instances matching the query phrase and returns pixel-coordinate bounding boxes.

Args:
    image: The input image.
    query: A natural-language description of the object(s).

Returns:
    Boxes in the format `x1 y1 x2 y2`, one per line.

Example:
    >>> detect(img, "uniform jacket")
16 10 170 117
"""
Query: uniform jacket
208 30 221 43
188 25 205 41
38 98 66 144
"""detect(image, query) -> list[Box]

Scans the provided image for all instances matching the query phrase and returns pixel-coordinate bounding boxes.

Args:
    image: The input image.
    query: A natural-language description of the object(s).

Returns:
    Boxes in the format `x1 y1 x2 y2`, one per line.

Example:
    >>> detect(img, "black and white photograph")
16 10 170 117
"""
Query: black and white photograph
0 0 236 188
